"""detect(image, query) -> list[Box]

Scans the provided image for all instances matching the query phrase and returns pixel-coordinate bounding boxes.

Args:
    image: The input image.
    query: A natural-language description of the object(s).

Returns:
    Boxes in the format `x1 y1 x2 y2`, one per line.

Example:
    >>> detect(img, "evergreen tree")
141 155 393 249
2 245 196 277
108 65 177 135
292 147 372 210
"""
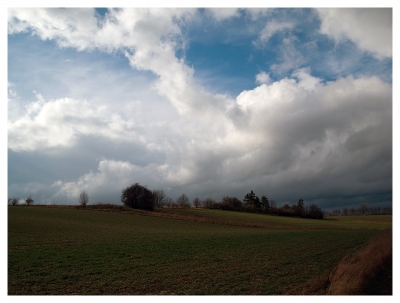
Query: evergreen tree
254 196 261 210
243 190 260 210
296 198 305 216
243 190 256 206
261 195 270 212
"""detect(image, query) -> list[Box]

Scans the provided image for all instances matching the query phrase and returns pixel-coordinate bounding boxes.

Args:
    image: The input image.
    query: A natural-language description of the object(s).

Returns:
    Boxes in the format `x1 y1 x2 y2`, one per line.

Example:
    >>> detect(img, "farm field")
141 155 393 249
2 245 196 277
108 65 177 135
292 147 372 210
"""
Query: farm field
8 206 392 295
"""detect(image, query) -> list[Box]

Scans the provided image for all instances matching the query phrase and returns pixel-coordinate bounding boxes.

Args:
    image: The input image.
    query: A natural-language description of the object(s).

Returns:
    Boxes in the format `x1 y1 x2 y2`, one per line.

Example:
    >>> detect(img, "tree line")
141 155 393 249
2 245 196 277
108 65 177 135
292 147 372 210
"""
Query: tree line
6 184 324 220
10 184 390 220
324 204 392 216
8 195 34 206
120 184 324 219
197 191 324 219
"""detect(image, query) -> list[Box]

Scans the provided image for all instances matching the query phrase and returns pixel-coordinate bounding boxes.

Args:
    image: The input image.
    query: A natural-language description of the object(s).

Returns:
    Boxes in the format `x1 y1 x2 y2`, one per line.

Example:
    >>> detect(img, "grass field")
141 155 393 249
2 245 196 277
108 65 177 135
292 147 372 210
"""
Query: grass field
8 206 392 295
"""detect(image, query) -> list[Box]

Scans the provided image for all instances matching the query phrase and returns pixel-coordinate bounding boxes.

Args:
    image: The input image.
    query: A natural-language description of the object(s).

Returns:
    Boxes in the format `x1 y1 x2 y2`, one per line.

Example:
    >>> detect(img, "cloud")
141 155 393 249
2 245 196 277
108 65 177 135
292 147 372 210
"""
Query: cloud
206 8 240 21
8 82 17 98
291 67 322 91
51 159 157 201
8 8 392 209
8 8 193 53
257 20 294 44
48 71 391 206
244 8 271 20
7 94 145 152
229 73 391 202
9 8 230 118
270 36 305 75
255 71 272 85
316 8 392 59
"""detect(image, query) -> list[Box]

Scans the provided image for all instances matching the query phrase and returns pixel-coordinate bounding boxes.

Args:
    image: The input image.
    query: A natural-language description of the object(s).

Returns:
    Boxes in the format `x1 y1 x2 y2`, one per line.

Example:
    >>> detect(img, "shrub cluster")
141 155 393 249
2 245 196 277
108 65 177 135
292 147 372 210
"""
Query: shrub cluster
326 205 392 216
199 192 324 219
121 183 155 211
8 196 34 206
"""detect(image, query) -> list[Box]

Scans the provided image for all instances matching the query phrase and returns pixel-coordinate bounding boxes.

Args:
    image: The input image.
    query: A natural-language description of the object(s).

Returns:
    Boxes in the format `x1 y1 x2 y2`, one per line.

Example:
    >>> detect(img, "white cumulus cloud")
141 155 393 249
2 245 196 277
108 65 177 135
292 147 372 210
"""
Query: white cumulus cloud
255 71 272 85
8 95 144 152
316 8 392 59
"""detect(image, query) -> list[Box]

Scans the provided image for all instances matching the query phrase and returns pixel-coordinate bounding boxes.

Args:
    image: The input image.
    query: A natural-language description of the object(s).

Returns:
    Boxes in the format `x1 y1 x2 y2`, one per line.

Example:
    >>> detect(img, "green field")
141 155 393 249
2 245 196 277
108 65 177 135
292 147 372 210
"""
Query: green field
8 206 391 295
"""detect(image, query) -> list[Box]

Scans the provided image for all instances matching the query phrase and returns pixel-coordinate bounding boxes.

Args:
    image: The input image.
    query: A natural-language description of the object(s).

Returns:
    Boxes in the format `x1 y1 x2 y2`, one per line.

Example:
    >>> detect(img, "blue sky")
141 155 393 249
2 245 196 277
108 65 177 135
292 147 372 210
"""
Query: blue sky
6 7 393 211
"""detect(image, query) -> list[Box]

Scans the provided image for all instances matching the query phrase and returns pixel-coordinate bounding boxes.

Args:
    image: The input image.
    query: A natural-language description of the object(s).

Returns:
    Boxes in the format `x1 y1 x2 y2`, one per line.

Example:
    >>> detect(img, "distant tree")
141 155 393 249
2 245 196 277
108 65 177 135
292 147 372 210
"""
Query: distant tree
368 206 378 215
279 204 295 217
382 206 392 215
26 195 34 206
203 198 216 209
297 199 304 210
294 199 305 217
243 190 256 205
221 196 242 211
341 207 349 216
177 194 190 208
121 183 155 211
307 203 324 219
261 195 270 213
358 204 367 215
9 198 19 206
164 196 173 208
193 197 201 208
254 196 261 210
243 190 260 210
79 191 89 207
153 189 167 208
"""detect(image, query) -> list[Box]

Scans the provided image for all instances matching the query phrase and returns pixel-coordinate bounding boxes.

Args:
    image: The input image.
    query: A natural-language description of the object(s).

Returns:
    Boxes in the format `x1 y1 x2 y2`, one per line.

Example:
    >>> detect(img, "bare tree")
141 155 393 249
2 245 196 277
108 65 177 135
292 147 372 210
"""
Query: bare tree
203 197 216 209
26 195 34 206
164 196 173 208
9 198 19 206
358 204 367 215
79 191 89 207
177 194 190 208
193 197 201 208
153 189 167 208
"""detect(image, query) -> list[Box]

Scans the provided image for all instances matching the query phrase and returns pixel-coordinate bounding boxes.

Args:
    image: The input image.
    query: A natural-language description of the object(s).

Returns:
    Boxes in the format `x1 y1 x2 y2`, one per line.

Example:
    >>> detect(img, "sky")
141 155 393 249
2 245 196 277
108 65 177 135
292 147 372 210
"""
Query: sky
6 6 394 211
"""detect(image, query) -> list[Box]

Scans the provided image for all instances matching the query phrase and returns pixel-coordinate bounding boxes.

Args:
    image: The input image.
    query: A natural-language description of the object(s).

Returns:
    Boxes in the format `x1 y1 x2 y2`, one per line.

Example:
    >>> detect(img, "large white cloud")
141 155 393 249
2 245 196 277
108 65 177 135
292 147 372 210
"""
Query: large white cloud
7 93 146 151
51 159 162 201
316 8 392 59
49 70 391 204
8 8 214 117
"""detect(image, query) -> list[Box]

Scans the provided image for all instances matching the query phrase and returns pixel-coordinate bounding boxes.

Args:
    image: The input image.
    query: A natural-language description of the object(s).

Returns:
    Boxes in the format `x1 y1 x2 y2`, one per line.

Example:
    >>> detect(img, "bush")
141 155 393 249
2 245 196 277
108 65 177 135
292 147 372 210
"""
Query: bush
121 183 155 211
203 198 216 209
306 204 324 219
220 196 242 211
